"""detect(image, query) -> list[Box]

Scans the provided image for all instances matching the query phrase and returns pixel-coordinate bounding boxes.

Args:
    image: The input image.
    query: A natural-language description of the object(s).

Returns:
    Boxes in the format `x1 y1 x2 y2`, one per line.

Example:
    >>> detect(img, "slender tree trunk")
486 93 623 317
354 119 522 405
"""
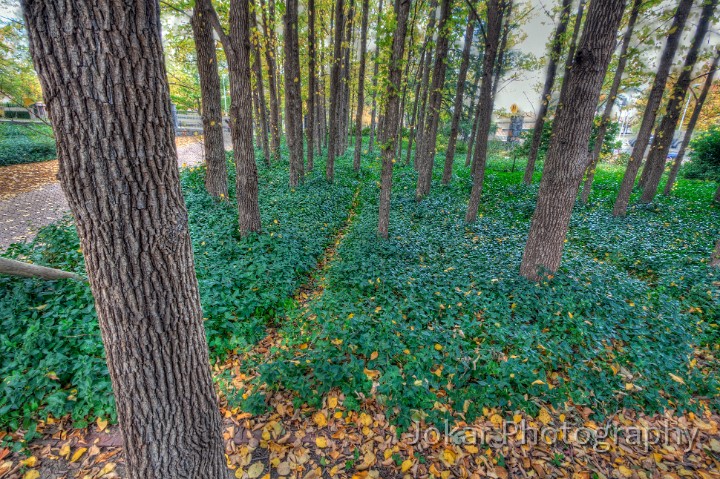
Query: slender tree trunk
580 0 640 203
340 0 356 153
0 257 83 281
464 0 504 222
712 238 720 267
353 0 370 170
415 0 452 200
251 20 271 165
307 0 317 171
327 0 346 181
414 0 439 168
664 49 720 195
260 0 281 160
405 43 428 166
22 1 229 478
378 0 411 238
442 13 475 184
612 0 693 216
557 0 585 100
715 183 720 203
519 0 627 280
522 0 573 184
491 1 512 101
368 0 384 152
464 64 483 167
640 0 717 203
192 1 229 199
284 0 304 186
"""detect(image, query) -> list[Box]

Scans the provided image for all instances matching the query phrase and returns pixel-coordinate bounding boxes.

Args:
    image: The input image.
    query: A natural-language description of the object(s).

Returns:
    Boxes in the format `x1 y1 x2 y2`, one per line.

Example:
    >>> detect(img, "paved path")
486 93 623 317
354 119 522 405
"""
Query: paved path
0 137 230 251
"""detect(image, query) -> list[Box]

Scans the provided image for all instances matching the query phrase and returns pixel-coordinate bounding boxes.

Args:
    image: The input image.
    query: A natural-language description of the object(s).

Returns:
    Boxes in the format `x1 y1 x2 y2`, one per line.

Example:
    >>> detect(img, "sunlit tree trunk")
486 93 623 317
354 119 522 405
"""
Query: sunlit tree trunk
580 0 640 203
284 0 304 186
664 49 720 195
22 1 229 477
307 0 317 171
612 0 692 216
522 0 572 185
378 0 411 238
353 0 370 170
191 0 228 199
465 0 504 221
442 13 475 184
639 0 717 203
368 0 384 152
519 0 627 280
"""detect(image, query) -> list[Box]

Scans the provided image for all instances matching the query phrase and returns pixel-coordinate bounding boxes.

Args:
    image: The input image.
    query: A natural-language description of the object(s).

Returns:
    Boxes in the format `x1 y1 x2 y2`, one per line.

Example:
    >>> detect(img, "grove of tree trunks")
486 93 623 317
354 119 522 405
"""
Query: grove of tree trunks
251 15 271 165
191 0 229 199
326 0 346 182
368 0 385 153
260 0 282 160
639 0 717 203
22 0 229 477
353 0 371 171
307 0 318 171
378 0 412 238
580 0 641 204
612 0 693 216
284 0 305 186
522 0 573 185
519 0 627 280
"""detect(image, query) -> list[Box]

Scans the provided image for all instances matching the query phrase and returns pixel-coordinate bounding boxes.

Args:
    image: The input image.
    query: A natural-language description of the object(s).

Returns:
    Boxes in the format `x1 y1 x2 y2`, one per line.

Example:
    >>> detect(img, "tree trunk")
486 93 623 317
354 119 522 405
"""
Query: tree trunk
664 48 720 195
415 0 452 200
251 19 271 166
712 238 720 267
326 0 345 182
464 0 504 222
0 257 83 281
442 13 475 184
353 0 370 171
522 0 573 185
413 0 438 169
378 0 411 238
260 0 281 160
368 0 384 152
519 0 627 280
580 0 640 203
405 42 428 166
284 0 304 186
715 183 720 203
191 1 229 199
339 0 356 154
557 0 585 101
22 1 229 478
307 0 317 171
639 0 717 203
612 0 692 216
464 65 483 168
491 0 512 101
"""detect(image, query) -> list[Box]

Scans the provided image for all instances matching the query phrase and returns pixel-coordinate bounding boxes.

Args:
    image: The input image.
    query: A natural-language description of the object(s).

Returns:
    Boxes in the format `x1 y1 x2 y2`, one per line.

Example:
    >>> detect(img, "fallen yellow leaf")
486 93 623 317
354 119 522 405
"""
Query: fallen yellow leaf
70 447 87 463
316 436 328 448
400 459 413 472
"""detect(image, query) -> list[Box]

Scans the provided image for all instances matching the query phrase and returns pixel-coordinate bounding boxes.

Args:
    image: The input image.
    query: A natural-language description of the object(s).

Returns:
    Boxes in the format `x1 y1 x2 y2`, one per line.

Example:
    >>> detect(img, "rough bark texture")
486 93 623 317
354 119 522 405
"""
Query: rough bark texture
326 0 345 182
639 0 717 203
192 2 229 199
284 0 304 186
464 0 504 222
464 68 482 168
260 0 281 160
612 0 693 216
21 1 229 478
664 49 720 195
251 16 271 166
519 0 627 280
307 0 317 171
378 0 411 238
580 0 640 203
522 0 573 185
442 14 475 184
353 0 370 171
368 0 384 152
405 42 428 166
0 257 83 281
415 0 452 200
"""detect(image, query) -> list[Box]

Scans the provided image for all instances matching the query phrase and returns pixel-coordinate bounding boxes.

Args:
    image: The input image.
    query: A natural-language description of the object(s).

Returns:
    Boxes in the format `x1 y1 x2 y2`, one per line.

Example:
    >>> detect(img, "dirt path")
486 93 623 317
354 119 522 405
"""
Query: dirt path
0 137 228 251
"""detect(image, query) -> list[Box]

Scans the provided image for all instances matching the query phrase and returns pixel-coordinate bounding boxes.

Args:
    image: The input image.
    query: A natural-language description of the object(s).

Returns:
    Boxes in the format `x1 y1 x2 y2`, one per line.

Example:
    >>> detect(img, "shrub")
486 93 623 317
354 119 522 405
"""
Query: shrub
0 123 57 166
681 125 720 181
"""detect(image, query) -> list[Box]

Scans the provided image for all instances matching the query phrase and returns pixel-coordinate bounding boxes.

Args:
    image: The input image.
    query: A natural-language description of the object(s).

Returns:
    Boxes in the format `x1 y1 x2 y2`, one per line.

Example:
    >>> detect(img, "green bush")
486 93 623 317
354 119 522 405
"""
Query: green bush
0 123 57 166
681 125 720 181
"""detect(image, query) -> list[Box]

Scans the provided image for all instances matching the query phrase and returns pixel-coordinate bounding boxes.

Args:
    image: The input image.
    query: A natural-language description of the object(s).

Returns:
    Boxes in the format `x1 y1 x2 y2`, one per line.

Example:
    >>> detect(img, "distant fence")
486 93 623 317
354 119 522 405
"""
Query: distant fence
175 110 230 137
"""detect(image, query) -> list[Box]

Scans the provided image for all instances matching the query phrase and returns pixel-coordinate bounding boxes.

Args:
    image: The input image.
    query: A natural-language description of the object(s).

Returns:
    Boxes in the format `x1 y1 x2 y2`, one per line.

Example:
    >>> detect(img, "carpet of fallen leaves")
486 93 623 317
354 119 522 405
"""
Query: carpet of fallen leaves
0 160 59 201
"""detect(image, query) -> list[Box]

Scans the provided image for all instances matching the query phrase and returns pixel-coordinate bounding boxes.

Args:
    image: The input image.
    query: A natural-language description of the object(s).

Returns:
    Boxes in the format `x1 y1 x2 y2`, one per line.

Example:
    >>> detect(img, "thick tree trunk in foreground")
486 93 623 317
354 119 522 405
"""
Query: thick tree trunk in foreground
664 49 720 195
612 0 693 216
192 2 229 199
284 0 304 186
580 0 640 203
519 0 627 280
464 0 504 222
522 0 572 185
260 0 281 160
307 0 317 171
368 0 384 152
415 0 452 200
640 0 717 203
353 0 370 171
378 0 411 238
22 1 229 478
0 257 83 281
442 14 475 184
326 0 345 182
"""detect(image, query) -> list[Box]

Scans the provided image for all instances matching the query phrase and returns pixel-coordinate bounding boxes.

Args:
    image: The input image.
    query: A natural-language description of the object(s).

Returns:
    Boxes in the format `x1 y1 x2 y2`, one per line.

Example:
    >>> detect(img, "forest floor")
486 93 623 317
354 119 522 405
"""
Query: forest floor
1 144 720 479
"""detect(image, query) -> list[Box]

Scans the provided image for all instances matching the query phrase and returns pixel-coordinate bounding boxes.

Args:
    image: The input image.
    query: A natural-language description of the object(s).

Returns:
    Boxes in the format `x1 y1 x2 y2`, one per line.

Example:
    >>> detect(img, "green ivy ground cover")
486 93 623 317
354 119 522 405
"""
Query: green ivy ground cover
0 150 359 432
252 152 720 429
0 122 56 166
